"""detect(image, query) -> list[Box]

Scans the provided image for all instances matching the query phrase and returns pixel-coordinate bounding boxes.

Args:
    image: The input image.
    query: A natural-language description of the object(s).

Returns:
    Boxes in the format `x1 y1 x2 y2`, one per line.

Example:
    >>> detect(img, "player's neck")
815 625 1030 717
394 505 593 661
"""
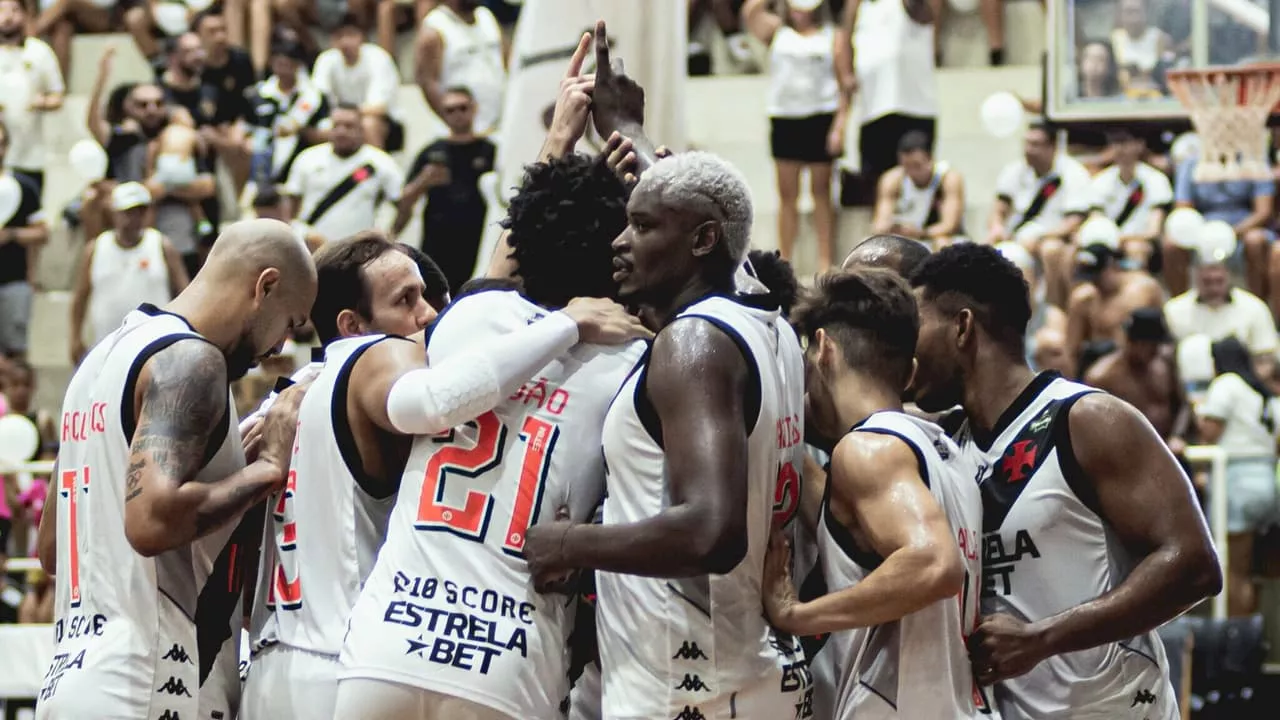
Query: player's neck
1117 162 1137 182
653 277 731 327
833 375 901 430
963 352 1037 439
164 282 244 353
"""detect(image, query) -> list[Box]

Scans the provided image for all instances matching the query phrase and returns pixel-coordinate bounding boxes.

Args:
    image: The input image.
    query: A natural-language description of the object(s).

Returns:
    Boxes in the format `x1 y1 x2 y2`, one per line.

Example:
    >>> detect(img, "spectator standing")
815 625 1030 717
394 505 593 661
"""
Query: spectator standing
283 104 403 244
743 0 842 271
68 182 189 364
246 40 331 202
393 87 494 294
1165 157 1279 317
191 7 256 192
418 0 506 135
838 0 938 205
1195 336 1280 616
1164 258 1279 371
1089 128 1173 268
31 0 109 78
312 14 404 151
0 0 64 199
0 121 47 360
870 130 966 246
989 121 1092 307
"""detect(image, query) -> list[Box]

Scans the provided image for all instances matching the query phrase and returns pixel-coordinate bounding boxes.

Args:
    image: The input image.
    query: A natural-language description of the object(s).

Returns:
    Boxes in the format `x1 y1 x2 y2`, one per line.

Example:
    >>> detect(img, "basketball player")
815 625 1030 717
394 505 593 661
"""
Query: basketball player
242 232 643 719
36 219 317 720
335 146 649 720
523 151 812 719
908 244 1222 719
762 268 992 718
841 233 932 275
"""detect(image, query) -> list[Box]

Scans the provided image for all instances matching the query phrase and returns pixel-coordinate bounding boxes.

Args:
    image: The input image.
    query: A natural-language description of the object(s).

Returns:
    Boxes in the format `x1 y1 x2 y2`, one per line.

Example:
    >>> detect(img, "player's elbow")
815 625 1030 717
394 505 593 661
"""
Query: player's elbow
1181 542 1224 602
125 510 174 558
918 546 965 604
690 518 748 575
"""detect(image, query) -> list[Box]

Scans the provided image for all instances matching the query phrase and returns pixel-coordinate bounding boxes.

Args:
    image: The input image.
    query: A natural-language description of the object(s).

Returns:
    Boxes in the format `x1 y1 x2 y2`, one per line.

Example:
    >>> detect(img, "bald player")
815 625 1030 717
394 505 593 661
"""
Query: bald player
841 233 932 276
36 219 317 720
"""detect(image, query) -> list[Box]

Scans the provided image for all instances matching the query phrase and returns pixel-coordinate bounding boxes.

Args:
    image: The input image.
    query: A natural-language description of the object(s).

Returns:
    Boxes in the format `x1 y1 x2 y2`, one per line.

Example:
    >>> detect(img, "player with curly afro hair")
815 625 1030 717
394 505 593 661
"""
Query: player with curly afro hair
499 152 631 309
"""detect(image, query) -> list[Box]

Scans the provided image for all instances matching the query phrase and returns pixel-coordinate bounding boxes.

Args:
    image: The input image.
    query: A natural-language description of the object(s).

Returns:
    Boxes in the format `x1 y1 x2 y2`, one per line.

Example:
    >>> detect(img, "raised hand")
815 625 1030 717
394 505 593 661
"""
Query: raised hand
602 131 638 187
544 31 596 158
590 20 646 140
563 297 653 344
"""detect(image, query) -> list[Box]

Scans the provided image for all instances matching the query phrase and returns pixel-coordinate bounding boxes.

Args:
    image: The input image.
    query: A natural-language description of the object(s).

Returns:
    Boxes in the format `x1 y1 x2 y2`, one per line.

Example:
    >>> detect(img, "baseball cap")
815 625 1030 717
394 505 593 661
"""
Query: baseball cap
112 182 152 212
1075 243 1120 270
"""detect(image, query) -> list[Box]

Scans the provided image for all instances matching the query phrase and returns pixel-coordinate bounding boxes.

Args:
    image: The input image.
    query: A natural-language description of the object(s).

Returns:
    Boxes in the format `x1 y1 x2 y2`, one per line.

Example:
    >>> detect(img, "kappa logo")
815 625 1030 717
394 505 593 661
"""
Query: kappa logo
672 641 708 661
673 707 707 720
1028 410 1053 434
1131 689 1157 707
156 676 192 697
158 711 181 720
675 673 710 692
162 644 192 664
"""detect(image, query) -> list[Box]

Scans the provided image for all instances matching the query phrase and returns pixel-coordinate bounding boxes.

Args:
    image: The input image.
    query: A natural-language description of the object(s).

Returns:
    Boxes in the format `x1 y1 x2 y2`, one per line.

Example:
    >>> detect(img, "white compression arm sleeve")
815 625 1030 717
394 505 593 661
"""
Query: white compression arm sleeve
386 310 580 435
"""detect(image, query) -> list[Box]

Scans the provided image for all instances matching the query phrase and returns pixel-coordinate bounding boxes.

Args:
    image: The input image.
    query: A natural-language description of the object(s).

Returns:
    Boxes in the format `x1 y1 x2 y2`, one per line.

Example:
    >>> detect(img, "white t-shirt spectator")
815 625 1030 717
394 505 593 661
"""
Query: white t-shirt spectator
0 37 63 173
1090 162 1174 236
1198 372 1280 458
852 0 936 124
1164 287 1279 357
424 3 506 134
312 44 401 121
285 142 404 243
995 154 1093 231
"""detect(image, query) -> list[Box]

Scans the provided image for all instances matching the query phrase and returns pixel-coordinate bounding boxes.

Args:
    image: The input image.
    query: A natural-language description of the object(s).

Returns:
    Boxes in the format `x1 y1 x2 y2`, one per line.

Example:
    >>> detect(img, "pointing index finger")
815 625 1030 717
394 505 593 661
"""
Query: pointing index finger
594 20 611 80
565 31 590 79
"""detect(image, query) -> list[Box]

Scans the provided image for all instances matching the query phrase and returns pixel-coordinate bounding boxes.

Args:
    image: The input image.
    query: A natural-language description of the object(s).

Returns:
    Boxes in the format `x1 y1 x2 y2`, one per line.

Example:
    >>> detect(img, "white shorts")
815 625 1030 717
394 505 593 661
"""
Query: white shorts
568 663 602 720
332 677 516 720
241 645 340 720
602 670 812 720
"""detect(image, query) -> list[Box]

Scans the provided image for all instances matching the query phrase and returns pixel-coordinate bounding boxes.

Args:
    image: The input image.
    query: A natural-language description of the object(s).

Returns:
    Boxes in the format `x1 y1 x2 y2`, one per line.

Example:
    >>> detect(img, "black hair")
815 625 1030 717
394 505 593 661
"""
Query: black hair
501 153 629 309
6 357 33 382
107 83 138 125
896 131 932 156
909 243 1031 358
1212 336 1273 400
309 231 399 344
333 12 363 32
793 268 920 387
746 249 799 318
395 243 451 311
1078 39 1121 98
1027 119 1058 141
190 4 224 32
844 234 931 278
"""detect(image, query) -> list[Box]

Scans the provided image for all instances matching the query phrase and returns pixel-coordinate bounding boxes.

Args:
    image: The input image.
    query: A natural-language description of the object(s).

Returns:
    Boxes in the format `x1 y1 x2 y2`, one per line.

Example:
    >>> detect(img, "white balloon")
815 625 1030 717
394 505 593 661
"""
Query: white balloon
1197 220 1237 263
948 0 980 12
68 139 108 183
153 2 190 36
1164 207 1205 249
980 92 1025 139
1078 215 1121 250
995 241 1034 272
0 414 39 465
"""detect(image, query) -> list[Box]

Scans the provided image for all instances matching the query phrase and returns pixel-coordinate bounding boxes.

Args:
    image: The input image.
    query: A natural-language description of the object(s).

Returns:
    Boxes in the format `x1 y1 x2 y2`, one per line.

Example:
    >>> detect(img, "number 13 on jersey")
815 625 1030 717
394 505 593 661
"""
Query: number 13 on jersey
415 411 559 558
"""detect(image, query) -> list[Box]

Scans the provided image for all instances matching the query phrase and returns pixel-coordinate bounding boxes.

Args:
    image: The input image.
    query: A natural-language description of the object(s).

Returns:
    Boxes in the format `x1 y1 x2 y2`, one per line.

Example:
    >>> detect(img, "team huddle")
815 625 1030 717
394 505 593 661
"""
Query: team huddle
32 22 1222 720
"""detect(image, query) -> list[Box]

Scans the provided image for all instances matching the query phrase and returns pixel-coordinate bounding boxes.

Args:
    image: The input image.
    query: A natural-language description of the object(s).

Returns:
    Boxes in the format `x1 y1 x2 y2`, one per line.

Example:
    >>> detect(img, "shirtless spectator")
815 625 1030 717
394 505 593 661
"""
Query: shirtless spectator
870 131 965 247
989 121 1093 307
997 241 1068 370
1164 155 1277 313
1066 242 1163 372
1165 257 1278 375
1085 308 1188 455
417 0 507 135
1090 128 1173 269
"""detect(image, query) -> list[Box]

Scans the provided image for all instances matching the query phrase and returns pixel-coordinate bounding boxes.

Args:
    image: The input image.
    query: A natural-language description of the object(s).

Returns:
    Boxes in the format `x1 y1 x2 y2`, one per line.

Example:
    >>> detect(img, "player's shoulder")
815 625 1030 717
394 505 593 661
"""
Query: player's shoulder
833 420 925 485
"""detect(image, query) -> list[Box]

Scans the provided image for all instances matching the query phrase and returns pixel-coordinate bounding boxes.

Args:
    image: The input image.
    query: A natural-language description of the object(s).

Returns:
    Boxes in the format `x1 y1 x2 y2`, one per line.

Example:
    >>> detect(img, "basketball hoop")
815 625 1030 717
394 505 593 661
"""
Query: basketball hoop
1166 63 1280 182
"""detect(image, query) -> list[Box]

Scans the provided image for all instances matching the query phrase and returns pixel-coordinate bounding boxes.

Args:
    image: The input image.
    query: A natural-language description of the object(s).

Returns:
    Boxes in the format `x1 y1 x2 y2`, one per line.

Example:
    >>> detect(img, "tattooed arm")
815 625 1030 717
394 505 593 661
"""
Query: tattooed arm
123 340 285 557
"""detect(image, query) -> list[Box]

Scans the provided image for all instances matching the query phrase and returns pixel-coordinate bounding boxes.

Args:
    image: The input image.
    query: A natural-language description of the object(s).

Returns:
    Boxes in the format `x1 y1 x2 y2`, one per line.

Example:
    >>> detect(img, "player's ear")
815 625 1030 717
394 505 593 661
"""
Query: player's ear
955 308 976 350
906 356 918 393
335 309 364 338
690 220 720 257
255 267 282 306
814 328 835 368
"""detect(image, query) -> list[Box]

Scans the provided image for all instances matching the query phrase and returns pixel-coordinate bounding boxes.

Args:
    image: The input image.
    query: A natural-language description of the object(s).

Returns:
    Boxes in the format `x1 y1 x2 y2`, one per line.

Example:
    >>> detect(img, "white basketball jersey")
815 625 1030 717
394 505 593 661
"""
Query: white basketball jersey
894 162 949 230
340 290 646 720
38 305 244 720
251 335 397 658
955 373 1177 720
424 4 506 133
88 228 172 345
818 411 995 719
595 295 811 719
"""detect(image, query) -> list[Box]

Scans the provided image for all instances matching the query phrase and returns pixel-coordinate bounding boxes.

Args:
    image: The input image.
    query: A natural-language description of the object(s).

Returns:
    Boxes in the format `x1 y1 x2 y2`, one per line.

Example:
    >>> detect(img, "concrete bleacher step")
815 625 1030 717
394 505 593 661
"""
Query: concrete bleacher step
940 0 1046 69
65 34 155 98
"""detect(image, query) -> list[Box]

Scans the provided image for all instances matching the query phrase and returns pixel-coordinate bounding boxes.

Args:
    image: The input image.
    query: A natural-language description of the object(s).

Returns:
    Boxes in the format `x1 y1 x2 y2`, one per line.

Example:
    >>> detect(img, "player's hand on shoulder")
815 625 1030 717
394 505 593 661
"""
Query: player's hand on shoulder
761 530 802 635
256 382 310 484
240 414 264 461
524 506 577 593
563 297 653 344
968 613 1051 685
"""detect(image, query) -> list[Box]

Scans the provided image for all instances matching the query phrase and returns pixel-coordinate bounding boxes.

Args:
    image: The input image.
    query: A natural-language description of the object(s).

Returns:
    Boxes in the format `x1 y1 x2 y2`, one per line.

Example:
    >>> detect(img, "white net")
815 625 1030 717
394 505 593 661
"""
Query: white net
1167 67 1280 182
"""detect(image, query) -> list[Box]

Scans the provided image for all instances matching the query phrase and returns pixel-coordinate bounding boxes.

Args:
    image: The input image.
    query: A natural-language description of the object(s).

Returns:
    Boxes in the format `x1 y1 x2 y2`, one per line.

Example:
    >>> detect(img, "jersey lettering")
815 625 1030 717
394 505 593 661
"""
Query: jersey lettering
772 461 800 529
59 466 88 608
415 410 558 558
267 426 302 610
